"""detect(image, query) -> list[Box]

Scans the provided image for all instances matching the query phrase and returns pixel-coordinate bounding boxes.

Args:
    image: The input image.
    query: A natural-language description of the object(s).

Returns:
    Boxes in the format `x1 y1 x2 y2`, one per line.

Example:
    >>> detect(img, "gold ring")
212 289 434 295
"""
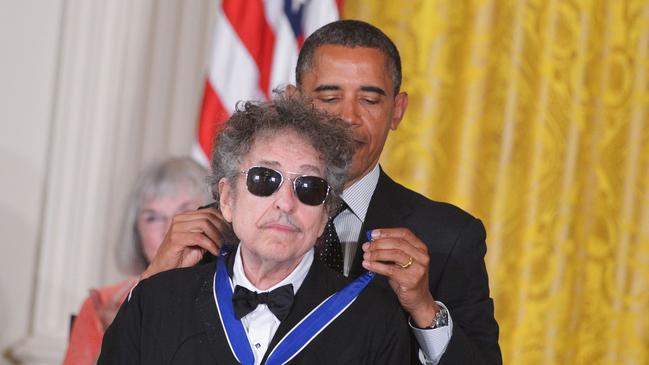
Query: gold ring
398 256 413 269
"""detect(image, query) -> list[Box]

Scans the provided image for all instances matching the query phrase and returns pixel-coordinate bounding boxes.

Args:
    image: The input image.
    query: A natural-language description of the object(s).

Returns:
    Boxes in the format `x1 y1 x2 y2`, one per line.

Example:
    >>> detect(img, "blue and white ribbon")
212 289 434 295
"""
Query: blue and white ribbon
213 254 374 365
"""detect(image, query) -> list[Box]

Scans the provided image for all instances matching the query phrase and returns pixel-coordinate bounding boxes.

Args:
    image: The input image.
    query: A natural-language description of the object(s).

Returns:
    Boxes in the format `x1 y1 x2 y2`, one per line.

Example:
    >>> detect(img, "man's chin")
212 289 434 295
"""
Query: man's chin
254 250 300 270
346 163 369 186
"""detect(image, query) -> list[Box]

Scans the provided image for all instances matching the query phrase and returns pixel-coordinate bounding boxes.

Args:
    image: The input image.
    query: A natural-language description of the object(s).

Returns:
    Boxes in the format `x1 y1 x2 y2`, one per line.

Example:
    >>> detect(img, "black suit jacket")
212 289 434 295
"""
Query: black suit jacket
98 254 411 364
348 169 502 365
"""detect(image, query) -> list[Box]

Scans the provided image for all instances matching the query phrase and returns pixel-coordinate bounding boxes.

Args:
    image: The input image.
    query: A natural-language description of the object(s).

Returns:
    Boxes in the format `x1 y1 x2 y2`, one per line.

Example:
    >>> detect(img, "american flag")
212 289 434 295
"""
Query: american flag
193 0 342 165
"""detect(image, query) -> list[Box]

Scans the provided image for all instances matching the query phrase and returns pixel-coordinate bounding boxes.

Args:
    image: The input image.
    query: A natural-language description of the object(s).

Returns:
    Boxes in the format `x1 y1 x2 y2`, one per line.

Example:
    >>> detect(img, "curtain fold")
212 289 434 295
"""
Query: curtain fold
345 0 649 363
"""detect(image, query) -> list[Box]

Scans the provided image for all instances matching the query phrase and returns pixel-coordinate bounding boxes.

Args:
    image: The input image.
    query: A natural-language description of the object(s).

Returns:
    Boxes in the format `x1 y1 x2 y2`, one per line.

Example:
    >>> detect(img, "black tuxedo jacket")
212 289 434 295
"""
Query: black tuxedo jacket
348 169 502 365
98 254 411 364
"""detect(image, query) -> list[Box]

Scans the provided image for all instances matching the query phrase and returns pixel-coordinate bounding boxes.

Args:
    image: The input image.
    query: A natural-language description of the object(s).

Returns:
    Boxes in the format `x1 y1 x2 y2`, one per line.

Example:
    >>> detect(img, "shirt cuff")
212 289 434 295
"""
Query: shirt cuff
408 301 453 365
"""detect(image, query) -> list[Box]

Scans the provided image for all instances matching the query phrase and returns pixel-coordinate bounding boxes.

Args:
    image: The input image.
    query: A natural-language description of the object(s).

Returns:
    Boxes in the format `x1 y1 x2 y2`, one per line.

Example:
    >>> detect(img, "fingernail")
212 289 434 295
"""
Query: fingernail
370 229 380 239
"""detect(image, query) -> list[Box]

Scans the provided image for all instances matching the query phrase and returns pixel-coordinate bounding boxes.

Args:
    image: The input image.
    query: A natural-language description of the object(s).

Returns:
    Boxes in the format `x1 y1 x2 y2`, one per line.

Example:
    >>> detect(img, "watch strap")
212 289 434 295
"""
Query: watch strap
430 307 449 329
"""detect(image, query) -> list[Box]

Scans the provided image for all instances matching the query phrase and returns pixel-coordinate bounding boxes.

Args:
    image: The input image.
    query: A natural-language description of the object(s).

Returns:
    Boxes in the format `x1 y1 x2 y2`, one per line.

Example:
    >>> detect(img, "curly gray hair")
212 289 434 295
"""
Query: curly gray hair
209 97 355 215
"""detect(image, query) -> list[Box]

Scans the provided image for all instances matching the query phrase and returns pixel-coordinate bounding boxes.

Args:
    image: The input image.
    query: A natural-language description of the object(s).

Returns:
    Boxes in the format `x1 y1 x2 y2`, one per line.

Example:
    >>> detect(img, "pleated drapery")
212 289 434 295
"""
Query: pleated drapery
345 1 649 363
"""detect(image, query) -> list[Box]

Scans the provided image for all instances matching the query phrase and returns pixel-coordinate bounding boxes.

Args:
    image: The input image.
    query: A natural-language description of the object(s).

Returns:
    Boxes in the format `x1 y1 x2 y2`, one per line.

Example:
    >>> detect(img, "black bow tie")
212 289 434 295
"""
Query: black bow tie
232 284 294 321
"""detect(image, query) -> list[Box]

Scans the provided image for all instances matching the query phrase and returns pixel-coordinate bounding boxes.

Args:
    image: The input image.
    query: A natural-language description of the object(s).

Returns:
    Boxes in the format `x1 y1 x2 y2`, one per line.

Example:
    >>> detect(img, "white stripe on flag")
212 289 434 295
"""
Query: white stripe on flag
262 1 299 92
302 1 339 36
270 22 300 88
208 6 263 114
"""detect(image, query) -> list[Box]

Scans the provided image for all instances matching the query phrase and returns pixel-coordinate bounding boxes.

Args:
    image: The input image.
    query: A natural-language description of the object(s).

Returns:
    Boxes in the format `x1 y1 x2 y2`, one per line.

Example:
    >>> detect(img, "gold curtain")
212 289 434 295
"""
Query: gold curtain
344 0 649 364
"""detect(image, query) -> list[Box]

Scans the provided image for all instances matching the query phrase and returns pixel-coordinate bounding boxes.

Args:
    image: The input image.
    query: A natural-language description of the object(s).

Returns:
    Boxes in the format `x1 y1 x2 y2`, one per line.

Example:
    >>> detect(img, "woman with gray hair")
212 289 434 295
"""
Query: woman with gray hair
63 157 210 365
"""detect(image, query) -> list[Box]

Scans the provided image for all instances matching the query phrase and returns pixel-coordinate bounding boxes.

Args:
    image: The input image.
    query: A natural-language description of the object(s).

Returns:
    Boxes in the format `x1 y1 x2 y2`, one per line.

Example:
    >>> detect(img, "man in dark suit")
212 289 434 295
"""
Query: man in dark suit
143 20 501 364
99 99 410 364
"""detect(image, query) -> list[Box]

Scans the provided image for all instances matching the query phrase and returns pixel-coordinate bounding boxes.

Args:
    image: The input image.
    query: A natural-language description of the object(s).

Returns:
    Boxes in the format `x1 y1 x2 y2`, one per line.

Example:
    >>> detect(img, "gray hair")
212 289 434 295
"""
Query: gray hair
116 157 210 275
296 19 402 95
209 97 355 215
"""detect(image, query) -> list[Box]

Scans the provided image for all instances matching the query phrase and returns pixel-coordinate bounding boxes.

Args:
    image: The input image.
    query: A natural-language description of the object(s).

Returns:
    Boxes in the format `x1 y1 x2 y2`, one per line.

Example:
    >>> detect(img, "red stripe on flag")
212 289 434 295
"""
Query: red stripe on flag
197 80 228 159
222 0 276 99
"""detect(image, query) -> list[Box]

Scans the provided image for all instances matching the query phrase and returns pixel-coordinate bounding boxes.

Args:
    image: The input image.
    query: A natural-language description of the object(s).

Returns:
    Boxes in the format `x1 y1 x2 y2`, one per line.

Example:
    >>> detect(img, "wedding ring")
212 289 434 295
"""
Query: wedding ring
398 256 413 269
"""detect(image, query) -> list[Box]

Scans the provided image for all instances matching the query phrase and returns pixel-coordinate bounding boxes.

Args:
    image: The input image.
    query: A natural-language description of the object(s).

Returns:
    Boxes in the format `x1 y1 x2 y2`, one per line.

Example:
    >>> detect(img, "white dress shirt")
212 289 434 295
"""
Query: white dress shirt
336 164 453 365
232 245 313 365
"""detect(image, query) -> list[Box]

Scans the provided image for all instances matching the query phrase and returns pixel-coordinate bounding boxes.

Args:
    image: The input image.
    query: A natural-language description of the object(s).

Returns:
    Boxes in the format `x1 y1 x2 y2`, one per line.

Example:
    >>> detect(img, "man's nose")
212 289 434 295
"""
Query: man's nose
273 179 297 212
339 100 361 126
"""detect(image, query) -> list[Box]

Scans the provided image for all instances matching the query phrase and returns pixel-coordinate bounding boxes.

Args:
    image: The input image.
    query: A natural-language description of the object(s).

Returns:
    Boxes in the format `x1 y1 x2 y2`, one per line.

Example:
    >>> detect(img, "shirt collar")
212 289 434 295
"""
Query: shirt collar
232 245 313 294
341 163 380 222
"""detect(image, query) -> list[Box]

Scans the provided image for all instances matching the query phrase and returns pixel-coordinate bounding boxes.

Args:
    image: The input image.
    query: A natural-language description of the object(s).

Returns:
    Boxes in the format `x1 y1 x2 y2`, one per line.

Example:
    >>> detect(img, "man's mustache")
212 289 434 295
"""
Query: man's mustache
259 212 301 232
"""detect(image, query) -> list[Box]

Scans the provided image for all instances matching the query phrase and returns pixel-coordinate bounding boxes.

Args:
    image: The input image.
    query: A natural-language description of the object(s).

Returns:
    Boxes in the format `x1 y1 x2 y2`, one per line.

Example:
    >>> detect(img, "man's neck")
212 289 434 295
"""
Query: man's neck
343 163 380 191
339 164 380 221
239 248 303 290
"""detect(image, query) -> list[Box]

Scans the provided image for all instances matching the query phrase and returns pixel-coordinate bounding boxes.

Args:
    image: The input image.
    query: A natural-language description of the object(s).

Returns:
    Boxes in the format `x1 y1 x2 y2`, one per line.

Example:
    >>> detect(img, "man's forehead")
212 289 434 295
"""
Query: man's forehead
303 45 393 93
313 44 389 64
245 132 324 175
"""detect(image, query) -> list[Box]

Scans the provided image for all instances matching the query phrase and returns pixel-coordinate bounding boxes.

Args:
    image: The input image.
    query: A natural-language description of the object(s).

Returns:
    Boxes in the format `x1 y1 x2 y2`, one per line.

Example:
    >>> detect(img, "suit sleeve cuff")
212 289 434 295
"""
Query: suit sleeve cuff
408 301 453 365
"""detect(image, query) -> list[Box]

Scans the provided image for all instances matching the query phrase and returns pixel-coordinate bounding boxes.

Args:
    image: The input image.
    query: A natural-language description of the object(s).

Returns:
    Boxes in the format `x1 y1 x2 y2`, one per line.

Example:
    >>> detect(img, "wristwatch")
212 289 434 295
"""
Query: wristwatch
427 307 449 329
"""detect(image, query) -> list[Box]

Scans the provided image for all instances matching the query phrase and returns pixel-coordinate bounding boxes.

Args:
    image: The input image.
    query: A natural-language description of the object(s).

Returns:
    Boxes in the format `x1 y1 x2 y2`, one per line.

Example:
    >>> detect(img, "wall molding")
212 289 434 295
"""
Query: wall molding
10 0 214 363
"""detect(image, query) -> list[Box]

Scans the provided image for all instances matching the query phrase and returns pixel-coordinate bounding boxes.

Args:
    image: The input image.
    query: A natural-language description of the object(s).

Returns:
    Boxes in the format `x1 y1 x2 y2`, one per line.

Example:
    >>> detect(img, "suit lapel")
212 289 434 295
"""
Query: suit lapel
261 261 341 364
195 254 242 365
349 169 413 278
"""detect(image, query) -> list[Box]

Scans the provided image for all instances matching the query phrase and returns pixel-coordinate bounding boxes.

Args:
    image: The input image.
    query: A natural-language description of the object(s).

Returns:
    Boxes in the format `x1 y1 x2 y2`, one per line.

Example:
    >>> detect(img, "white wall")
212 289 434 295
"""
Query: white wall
0 1 215 363
0 0 64 362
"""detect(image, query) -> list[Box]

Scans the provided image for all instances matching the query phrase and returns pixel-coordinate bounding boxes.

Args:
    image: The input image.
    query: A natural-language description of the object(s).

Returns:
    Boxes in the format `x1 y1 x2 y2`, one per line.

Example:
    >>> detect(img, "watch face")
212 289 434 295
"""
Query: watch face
434 308 449 328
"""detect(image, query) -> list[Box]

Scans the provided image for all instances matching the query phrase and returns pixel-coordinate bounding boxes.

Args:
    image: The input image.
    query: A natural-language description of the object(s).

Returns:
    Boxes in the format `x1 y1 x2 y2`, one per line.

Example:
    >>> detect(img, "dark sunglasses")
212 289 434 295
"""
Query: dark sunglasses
241 166 331 206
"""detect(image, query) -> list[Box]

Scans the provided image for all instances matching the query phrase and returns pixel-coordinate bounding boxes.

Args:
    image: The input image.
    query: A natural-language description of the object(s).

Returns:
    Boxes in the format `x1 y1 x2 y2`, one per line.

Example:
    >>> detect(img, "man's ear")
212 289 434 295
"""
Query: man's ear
285 84 298 97
218 178 233 222
390 91 408 130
